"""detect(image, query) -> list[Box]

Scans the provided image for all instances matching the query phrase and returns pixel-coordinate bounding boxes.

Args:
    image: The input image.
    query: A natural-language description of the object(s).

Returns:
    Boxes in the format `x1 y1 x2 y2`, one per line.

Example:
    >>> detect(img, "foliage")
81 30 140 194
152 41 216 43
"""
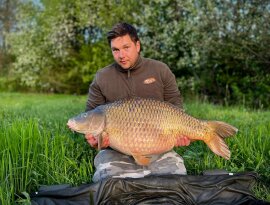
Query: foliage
138 0 270 109
2 0 270 108
0 93 269 204
6 0 141 93
185 0 270 109
0 0 18 92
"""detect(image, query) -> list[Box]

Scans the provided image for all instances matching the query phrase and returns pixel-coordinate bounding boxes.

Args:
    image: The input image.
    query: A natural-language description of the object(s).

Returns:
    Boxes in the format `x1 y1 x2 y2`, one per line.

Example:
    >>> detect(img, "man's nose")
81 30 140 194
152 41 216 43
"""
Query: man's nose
119 50 125 58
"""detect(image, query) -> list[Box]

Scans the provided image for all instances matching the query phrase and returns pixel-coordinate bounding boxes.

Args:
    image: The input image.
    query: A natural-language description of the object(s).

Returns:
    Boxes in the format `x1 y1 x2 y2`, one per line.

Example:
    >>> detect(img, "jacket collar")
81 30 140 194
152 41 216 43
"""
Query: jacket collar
115 56 143 73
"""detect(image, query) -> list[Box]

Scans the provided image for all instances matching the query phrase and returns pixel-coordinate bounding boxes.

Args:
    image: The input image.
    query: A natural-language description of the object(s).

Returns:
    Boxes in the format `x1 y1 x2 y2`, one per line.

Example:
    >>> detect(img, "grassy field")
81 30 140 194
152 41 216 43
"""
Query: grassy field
0 92 269 204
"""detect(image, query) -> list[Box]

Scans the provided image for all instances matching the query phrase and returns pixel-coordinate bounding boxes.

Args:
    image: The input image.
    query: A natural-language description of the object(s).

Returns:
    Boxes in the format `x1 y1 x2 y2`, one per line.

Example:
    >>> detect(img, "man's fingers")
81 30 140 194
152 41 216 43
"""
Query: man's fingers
176 135 191 146
85 134 98 148
102 135 110 148
87 138 96 145
85 134 94 140
183 136 191 146
89 136 97 143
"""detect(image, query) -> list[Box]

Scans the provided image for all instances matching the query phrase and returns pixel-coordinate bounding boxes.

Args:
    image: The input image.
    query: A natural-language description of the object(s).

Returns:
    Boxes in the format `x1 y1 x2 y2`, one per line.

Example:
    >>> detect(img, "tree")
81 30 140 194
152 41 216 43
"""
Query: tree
0 0 17 84
186 0 270 108
7 0 141 93
138 0 270 108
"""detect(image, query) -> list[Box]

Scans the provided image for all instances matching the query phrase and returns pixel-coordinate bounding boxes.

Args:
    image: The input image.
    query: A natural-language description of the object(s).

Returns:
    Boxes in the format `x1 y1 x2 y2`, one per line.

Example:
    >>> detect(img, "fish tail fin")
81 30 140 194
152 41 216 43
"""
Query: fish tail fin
208 121 238 138
205 121 238 160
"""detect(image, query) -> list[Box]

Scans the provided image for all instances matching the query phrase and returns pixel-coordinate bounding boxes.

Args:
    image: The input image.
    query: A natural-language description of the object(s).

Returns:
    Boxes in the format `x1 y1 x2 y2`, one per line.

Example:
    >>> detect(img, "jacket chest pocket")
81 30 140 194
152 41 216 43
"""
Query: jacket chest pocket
135 80 164 100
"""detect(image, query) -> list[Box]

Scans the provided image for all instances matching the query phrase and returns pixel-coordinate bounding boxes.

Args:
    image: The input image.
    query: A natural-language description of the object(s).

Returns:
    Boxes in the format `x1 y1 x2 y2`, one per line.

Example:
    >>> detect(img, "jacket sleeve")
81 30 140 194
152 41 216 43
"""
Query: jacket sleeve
85 73 106 111
162 66 183 108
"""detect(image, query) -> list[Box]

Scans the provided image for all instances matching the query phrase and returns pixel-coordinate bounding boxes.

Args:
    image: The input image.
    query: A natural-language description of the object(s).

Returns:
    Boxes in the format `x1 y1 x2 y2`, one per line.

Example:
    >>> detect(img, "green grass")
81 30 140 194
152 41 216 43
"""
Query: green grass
0 92 269 204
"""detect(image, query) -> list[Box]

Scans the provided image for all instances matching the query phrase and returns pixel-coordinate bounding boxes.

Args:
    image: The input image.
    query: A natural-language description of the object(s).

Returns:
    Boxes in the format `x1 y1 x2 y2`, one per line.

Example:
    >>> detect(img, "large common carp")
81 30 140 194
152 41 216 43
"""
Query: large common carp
67 98 237 165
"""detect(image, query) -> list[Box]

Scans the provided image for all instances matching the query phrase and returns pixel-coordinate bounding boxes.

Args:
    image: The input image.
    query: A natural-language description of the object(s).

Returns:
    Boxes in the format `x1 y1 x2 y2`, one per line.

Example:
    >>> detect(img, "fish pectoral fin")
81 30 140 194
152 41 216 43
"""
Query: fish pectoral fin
96 134 103 151
132 154 152 166
95 132 109 150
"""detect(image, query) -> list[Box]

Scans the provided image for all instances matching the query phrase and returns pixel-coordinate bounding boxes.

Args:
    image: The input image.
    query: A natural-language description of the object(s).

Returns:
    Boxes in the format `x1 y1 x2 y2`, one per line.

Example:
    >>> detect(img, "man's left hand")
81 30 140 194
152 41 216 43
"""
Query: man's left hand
175 136 191 146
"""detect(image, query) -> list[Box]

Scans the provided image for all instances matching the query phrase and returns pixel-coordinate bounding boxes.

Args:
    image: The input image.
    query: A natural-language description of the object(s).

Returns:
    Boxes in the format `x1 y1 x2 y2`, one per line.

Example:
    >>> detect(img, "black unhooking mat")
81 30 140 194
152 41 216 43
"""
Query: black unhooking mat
30 171 270 205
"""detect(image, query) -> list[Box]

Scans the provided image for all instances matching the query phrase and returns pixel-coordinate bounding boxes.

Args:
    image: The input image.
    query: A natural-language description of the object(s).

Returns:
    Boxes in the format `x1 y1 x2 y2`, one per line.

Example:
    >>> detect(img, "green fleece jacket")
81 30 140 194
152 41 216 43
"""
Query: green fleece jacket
86 56 182 111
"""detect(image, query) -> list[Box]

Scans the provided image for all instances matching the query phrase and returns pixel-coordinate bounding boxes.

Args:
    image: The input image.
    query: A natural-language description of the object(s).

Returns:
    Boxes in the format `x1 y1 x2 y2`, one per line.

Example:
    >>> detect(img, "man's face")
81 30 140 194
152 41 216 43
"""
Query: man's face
110 34 140 69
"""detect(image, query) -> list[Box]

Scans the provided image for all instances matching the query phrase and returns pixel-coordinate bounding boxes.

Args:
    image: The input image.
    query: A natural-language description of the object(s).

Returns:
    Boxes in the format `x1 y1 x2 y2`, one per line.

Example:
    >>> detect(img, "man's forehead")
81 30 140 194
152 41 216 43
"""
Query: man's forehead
111 35 133 47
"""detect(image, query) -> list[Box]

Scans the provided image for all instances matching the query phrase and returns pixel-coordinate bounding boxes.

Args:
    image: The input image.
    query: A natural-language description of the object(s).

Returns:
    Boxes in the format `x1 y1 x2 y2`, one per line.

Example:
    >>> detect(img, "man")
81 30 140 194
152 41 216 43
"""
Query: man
85 22 190 183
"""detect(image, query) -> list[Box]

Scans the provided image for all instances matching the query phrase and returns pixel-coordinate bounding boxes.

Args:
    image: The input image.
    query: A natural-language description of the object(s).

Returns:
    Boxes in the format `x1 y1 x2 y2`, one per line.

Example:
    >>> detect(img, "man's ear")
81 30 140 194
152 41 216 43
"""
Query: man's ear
136 41 141 53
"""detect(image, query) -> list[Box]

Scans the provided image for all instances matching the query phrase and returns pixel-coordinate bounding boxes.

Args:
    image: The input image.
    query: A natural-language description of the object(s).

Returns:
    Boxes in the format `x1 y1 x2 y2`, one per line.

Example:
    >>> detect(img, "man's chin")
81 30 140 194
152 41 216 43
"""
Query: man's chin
119 64 130 69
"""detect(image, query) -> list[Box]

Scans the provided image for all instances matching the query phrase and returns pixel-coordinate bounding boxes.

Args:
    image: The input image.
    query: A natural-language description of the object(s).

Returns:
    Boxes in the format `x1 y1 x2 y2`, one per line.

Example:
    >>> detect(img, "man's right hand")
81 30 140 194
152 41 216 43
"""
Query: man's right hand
175 135 191 147
85 134 98 148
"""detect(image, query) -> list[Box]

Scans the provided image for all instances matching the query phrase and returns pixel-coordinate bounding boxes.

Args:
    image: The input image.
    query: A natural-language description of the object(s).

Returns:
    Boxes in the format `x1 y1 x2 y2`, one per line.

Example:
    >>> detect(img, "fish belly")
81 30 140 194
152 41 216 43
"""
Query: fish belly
108 128 176 156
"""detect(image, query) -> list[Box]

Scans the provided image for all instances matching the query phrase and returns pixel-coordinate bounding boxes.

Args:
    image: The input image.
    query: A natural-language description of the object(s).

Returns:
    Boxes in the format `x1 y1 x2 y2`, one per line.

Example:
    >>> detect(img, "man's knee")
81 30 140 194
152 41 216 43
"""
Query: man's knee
93 149 144 182
93 149 186 182
148 151 187 175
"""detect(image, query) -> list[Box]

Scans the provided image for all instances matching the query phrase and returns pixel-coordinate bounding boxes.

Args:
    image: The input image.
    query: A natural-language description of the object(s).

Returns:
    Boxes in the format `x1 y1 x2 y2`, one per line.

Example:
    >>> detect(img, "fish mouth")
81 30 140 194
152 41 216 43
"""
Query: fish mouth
67 120 89 134
67 119 77 129
67 120 81 132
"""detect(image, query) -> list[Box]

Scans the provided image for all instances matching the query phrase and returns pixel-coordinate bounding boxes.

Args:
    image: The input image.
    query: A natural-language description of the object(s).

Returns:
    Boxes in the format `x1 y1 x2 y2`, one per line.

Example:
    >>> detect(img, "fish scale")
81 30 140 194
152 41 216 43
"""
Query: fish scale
67 98 238 165
105 100 175 156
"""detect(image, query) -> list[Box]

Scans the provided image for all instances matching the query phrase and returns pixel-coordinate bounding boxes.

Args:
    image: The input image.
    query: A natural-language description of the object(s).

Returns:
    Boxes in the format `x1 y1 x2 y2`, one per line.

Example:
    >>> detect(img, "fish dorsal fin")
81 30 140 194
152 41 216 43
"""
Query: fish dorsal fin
132 154 152 166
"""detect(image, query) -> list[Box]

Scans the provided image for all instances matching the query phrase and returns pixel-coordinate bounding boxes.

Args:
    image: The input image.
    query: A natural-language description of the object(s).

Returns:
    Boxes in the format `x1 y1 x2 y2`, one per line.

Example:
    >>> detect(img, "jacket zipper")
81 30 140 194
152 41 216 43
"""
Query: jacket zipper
128 69 131 78
127 69 135 97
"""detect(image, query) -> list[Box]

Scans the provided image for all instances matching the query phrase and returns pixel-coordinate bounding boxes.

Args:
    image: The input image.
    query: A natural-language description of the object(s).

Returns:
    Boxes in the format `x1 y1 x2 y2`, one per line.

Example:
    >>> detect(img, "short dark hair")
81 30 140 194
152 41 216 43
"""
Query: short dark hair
107 22 139 46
